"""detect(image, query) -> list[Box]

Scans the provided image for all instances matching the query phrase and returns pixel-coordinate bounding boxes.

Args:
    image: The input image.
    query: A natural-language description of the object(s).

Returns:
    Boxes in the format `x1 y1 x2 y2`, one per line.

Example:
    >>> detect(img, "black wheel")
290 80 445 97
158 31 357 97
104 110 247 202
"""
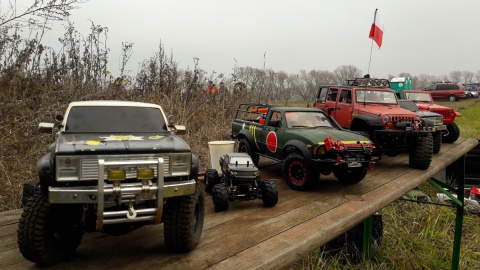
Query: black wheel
212 184 230 212
283 153 318 191
238 138 259 166
17 192 84 266
260 180 278 207
409 133 433 170
333 166 368 184
443 122 460 143
448 95 457 102
432 131 442 153
163 182 205 252
204 169 220 194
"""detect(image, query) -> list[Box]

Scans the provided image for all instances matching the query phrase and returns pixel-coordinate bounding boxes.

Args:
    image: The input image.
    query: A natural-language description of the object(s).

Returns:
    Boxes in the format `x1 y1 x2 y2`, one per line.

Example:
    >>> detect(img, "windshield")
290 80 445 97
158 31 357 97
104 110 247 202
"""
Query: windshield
355 90 397 104
404 92 432 102
65 106 167 133
285 111 333 128
399 101 419 111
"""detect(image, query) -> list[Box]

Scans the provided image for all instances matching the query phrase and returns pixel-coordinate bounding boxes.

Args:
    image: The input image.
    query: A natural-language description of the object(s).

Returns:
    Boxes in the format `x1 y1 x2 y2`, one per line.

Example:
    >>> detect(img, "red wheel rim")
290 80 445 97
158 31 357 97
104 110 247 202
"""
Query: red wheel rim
288 160 307 185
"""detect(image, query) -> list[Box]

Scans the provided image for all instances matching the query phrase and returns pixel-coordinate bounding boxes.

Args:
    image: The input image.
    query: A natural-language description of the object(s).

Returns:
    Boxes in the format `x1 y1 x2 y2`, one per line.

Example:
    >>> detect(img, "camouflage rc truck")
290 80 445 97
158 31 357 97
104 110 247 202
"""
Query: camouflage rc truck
231 104 376 191
398 100 446 153
18 101 205 266
205 152 278 212
402 90 461 143
314 78 435 170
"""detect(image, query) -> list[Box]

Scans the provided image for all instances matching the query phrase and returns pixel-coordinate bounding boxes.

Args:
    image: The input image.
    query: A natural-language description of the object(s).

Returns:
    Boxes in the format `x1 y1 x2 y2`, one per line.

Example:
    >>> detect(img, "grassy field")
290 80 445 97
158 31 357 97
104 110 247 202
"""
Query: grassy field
290 98 480 270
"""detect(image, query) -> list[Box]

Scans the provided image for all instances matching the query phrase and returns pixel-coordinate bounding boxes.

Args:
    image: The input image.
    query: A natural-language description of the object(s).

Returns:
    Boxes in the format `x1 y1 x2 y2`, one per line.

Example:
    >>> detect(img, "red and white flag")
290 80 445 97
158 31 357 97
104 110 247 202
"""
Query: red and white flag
369 9 384 48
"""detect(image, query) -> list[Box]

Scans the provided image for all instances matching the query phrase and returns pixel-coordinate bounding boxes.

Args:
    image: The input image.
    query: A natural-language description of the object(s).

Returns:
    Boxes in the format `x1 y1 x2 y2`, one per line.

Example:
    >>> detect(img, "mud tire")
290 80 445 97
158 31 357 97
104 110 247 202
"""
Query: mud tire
204 169 220 194
260 180 278 207
409 133 433 170
432 131 442 153
164 182 205 252
443 122 460 143
212 184 230 212
283 153 318 191
17 192 84 266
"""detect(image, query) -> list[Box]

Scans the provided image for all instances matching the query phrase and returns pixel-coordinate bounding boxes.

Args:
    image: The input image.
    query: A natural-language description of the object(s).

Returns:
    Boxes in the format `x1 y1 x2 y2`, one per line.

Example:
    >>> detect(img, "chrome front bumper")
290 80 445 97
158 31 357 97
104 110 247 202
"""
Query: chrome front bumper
48 158 196 230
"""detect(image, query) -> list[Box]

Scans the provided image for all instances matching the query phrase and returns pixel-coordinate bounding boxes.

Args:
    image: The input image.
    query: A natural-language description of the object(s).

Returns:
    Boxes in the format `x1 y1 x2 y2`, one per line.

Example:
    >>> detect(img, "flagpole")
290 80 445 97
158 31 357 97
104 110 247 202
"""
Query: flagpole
367 9 378 76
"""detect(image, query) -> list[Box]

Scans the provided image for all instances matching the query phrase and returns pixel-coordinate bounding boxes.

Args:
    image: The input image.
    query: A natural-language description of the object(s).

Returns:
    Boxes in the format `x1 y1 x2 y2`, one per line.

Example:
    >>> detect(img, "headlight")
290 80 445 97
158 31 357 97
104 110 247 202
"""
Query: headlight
314 145 326 155
56 156 80 181
383 116 390 123
108 168 126 181
170 153 191 176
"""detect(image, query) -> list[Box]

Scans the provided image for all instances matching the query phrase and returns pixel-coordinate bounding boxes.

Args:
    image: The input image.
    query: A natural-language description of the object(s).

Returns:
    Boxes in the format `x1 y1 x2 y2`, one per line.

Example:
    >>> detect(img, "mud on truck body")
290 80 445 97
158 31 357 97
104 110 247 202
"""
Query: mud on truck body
231 104 376 191
314 78 435 170
18 101 205 266
402 90 462 144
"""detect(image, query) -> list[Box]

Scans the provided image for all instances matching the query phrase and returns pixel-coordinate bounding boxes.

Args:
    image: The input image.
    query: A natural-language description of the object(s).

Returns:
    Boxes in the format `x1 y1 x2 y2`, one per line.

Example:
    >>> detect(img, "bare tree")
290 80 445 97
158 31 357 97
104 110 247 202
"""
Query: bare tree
449 71 462 83
462 71 474 84
334 65 362 84
0 0 87 29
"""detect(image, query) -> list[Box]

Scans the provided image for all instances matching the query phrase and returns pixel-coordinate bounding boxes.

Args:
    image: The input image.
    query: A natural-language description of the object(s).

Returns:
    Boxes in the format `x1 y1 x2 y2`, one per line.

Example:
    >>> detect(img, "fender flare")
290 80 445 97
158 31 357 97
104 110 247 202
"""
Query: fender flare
237 129 259 150
37 152 53 194
350 115 383 130
282 139 311 161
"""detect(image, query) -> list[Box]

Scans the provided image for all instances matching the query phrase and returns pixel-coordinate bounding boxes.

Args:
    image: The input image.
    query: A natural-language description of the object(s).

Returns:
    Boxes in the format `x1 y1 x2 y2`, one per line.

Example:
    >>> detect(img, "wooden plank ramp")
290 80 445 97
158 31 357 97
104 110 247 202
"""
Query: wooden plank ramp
0 138 477 270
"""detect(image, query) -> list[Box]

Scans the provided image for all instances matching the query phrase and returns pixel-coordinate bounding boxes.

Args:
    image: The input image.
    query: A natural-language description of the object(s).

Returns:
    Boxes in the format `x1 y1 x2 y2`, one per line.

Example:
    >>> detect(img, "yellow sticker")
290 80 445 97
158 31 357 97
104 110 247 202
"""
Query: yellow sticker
86 140 102 145
149 135 164 140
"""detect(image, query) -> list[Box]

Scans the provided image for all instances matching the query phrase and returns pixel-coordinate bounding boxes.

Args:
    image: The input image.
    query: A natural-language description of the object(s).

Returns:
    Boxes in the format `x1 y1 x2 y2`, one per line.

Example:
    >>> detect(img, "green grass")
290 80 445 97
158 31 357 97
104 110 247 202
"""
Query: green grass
290 98 480 270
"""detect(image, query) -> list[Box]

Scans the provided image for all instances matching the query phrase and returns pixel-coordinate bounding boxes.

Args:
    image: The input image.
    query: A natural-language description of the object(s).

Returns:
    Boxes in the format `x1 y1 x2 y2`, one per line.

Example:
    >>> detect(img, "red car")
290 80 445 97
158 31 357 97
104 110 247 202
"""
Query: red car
423 83 466 101
402 90 461 143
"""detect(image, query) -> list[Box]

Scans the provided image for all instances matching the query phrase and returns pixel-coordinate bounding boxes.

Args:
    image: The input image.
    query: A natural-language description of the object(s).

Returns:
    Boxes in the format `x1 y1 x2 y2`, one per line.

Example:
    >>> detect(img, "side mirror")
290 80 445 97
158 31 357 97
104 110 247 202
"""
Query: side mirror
38 122 55 134
172 125 186 135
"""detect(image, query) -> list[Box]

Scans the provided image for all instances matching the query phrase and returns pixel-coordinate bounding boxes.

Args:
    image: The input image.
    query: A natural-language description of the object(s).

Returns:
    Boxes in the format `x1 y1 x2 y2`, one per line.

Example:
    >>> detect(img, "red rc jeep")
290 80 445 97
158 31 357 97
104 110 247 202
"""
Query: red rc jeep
314 78 435 170
402 90 461 143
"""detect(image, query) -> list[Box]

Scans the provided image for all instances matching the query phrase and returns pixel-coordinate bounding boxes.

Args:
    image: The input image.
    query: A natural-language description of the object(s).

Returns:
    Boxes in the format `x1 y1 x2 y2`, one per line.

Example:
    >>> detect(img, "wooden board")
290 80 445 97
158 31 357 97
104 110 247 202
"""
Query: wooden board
0 138 477 270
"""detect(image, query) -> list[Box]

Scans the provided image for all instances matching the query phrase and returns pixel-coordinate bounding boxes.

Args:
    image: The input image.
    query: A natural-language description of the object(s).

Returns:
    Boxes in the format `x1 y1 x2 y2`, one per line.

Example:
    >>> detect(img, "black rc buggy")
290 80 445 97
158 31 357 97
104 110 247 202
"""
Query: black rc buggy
205 152 278 212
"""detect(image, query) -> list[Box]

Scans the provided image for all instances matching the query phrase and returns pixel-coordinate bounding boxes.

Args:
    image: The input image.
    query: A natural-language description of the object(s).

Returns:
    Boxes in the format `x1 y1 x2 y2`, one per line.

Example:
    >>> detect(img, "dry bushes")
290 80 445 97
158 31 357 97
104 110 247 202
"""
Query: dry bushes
0 29 253 210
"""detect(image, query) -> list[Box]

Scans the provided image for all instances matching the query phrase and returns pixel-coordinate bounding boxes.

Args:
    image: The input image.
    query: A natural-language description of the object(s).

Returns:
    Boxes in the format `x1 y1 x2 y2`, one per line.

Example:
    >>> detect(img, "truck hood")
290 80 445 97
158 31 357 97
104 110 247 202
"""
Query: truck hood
413 110 442 118
357 105 417 117
56 133 191 154
292 128 372 145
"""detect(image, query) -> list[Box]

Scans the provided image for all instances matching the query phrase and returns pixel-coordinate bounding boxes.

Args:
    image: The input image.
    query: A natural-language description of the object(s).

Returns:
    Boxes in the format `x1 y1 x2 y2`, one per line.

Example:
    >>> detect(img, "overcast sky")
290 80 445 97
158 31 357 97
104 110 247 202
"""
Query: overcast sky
15 0 480 80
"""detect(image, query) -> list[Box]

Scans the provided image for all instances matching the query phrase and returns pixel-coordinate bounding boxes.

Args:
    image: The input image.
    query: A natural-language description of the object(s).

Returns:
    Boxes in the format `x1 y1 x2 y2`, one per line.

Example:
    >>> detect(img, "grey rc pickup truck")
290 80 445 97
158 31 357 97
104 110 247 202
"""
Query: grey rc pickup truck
18 101 205 266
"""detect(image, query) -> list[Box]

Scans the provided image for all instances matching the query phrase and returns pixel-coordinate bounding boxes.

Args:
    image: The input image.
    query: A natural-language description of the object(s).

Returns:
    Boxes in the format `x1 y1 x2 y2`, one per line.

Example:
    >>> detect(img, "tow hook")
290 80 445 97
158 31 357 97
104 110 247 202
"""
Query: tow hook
127 202 137 219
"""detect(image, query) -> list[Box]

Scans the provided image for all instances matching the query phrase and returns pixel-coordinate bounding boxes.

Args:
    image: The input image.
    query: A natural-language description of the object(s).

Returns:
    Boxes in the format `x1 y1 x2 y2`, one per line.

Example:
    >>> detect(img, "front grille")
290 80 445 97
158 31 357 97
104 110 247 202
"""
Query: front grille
434 110 451 119
391 116 416 124
80 154 170 180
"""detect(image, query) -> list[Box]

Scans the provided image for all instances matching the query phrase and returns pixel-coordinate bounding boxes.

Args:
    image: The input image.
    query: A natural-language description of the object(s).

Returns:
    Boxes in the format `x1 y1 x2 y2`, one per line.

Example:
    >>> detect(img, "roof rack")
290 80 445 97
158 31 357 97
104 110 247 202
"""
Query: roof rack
346 78 390 88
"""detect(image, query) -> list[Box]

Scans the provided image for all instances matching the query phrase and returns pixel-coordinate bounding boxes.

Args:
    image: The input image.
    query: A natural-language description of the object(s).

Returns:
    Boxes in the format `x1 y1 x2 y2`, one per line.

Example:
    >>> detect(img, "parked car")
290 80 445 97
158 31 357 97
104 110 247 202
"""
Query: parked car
463 84 479 98
314 78 435 170
398 100 446 153
231 104 377 191
423 83 466 101
402 90 462 143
